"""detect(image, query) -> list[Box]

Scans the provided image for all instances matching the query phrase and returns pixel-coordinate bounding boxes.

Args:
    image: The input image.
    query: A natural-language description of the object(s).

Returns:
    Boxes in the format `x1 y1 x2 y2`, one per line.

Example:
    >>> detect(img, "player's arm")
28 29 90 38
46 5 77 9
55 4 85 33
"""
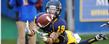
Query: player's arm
42 32 60 44
46 25 66 43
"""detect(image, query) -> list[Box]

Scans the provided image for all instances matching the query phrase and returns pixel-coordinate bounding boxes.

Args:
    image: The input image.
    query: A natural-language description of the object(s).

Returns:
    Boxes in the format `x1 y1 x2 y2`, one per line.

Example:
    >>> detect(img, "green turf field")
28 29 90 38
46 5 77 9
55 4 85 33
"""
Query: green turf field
1 16 109 44
2 34 109 44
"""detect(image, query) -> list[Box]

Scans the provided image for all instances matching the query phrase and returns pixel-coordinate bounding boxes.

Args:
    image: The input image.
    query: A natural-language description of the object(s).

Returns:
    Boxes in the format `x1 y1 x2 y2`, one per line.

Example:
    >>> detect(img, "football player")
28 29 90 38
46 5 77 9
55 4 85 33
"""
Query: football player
35 13 108 44
34 0 108 44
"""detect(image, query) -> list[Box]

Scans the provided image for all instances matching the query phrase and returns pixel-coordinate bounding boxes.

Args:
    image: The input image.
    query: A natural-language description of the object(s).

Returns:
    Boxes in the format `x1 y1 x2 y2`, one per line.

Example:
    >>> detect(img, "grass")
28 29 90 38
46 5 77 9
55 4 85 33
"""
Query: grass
80 34 109 44
1 34 109 44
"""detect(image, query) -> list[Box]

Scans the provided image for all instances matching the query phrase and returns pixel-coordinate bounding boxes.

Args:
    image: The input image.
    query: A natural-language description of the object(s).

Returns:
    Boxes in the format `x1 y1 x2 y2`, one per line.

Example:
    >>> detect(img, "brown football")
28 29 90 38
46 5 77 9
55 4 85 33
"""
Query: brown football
36 13 52 27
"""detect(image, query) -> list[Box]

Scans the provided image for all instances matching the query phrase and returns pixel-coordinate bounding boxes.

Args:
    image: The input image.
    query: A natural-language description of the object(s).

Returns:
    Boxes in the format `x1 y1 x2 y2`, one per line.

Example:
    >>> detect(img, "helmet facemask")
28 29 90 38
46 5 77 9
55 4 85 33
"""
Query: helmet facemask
46 0 62 18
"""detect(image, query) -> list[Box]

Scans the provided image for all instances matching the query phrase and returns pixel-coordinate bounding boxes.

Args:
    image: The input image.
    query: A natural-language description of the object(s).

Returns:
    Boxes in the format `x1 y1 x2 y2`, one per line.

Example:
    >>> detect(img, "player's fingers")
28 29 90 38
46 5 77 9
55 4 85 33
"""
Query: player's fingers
28 30 35 37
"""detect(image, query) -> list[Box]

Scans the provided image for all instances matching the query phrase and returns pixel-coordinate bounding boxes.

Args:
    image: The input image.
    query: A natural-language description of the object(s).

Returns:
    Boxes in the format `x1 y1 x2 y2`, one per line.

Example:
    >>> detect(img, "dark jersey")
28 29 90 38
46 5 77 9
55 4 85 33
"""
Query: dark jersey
42 17 67 34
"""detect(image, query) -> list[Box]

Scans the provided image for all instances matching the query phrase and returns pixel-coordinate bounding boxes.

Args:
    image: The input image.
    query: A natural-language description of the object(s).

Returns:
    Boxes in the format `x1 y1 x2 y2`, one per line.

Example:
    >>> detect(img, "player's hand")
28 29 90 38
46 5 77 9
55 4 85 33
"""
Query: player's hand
28 30 35 36
50 32 59 41
47 38 53 44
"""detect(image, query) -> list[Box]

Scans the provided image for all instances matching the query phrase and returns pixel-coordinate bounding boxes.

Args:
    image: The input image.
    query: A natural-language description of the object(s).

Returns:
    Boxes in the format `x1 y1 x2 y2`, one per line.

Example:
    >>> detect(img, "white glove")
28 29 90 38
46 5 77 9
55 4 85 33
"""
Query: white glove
73 33 81 43
42 36 48 41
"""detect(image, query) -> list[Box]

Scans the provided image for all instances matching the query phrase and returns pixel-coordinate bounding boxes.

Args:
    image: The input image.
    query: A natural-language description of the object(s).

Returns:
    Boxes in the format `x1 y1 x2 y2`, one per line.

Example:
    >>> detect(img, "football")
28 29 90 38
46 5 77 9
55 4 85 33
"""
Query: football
36 13 53 28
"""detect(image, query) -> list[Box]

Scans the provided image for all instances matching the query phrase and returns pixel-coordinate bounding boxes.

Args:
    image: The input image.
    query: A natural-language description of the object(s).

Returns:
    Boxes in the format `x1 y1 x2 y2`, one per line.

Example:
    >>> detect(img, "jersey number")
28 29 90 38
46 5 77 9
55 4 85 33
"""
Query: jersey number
57 25 65 33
